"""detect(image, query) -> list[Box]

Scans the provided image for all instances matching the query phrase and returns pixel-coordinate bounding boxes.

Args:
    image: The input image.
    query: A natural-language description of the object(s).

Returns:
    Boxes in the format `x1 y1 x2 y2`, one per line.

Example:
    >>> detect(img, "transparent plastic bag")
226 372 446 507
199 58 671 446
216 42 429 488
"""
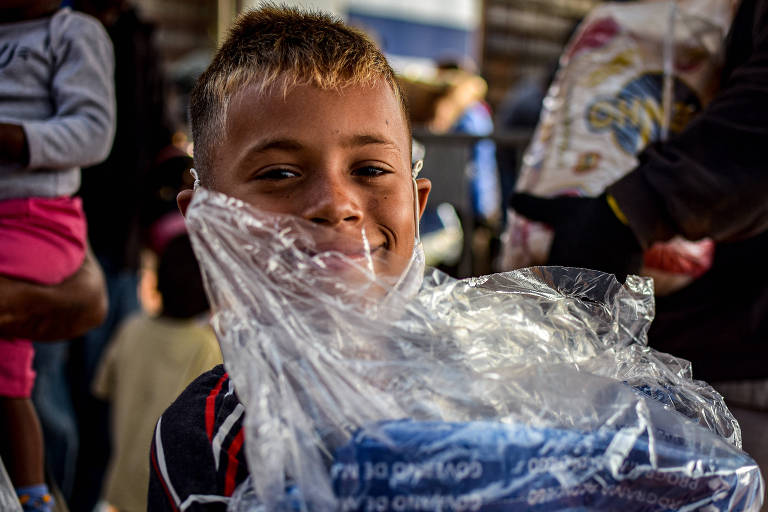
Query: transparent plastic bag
185 187 763 511
0 457 22 512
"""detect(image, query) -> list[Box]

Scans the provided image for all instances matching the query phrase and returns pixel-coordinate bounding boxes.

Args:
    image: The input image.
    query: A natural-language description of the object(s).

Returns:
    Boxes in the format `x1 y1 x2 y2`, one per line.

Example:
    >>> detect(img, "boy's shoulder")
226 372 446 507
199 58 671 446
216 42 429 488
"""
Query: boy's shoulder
150 364 248 508
166 363 230 408
161 363 241 437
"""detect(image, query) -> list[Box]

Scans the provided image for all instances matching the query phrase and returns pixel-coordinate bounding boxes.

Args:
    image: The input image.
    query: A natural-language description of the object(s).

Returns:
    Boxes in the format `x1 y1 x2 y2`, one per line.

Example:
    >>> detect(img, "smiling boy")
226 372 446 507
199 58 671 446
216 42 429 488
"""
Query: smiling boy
148 6 430 510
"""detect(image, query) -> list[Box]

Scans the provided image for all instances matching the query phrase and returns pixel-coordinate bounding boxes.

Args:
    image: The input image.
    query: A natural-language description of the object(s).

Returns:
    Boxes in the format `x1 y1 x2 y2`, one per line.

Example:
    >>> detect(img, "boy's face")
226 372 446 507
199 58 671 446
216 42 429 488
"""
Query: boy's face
179 81 430 280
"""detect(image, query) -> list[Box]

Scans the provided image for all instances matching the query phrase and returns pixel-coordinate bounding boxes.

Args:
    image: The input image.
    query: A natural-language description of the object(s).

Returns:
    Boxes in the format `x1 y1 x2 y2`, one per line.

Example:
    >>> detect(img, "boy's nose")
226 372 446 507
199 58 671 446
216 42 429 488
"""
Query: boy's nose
302 177 363 226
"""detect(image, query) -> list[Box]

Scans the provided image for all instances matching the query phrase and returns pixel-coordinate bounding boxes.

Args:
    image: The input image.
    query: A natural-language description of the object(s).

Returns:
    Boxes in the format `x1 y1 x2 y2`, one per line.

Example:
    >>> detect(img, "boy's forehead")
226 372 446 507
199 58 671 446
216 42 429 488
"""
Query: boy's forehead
226 80 410 147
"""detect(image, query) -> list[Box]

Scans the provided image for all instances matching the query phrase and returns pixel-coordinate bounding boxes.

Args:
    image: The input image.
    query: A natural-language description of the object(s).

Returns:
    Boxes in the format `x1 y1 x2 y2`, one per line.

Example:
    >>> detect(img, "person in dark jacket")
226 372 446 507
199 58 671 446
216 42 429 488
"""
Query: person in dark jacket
510 0 768 488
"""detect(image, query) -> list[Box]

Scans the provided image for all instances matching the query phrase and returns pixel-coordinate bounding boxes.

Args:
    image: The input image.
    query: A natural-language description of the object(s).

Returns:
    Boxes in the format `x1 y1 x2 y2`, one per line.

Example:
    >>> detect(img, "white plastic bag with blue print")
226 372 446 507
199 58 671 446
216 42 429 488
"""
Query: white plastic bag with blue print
183 187 763 511
499 0 734 293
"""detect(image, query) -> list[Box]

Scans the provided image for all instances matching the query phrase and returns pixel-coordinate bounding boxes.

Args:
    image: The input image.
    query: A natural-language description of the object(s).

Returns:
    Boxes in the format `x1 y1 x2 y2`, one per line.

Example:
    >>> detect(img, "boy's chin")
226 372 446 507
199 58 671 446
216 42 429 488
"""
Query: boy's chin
297 250 411 300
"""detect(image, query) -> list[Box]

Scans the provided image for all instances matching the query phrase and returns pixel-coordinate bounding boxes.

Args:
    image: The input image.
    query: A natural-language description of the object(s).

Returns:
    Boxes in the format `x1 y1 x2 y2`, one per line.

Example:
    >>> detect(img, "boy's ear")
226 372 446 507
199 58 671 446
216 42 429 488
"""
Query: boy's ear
415 178 431 219
177 189 194 217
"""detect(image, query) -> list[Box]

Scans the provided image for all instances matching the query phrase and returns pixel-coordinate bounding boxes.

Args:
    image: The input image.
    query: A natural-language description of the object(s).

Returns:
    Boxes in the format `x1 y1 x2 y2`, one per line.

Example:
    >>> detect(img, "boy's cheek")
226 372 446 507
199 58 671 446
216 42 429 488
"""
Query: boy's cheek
374 248 414 280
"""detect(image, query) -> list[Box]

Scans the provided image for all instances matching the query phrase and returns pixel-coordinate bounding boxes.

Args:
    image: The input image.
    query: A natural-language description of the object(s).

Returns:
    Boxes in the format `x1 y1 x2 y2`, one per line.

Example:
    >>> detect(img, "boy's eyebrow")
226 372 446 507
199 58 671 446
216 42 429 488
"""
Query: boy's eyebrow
247 138 305 154
343 133 400 150
236 138 304 170
242 134 400 162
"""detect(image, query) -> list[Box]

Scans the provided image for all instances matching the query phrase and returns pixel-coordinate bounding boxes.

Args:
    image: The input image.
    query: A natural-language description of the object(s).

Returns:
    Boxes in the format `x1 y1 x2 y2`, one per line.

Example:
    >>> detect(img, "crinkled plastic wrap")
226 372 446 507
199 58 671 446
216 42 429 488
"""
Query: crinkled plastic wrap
0 457 22 512
185 188 763 511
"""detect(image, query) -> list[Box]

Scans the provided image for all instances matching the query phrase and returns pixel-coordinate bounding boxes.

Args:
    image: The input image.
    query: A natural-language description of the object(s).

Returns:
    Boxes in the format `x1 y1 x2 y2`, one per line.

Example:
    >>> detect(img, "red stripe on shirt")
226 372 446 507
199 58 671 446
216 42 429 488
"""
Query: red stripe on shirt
205 373 228 441
224 426 245 496
151 441 180 512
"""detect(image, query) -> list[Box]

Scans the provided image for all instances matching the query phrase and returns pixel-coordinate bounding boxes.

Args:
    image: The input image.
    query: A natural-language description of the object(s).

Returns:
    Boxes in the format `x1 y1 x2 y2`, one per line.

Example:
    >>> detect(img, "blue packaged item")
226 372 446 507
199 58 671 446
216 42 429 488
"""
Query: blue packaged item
333 416 758 511
185 188 764 511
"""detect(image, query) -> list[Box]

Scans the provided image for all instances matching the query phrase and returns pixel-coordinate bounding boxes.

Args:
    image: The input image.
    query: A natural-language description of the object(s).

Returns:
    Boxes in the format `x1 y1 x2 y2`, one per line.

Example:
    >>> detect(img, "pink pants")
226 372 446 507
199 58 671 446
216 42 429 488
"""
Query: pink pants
0 197 87 398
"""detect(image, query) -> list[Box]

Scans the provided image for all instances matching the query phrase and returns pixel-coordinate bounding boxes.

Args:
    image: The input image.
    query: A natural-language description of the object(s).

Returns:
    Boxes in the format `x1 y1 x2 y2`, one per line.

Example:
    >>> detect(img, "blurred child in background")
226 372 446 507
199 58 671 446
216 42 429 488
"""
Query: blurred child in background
94 228 221 512
0 1 114 510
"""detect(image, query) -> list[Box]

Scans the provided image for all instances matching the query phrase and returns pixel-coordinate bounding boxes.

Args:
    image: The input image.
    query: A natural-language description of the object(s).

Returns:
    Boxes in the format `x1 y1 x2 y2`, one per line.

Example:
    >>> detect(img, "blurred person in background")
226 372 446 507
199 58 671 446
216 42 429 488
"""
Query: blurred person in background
26 0 172 508
494 58 566 229
0 0 115 510
494 73 546 226
94 230 221 512
432 60 500 226
511 0 768 485
403 61 500 275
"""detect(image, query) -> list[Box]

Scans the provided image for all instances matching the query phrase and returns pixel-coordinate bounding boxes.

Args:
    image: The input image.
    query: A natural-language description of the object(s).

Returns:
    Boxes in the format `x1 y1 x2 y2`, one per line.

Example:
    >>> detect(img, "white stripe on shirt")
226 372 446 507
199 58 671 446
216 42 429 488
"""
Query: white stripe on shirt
155 416 181 507
212 403 245 470
180 494 230 511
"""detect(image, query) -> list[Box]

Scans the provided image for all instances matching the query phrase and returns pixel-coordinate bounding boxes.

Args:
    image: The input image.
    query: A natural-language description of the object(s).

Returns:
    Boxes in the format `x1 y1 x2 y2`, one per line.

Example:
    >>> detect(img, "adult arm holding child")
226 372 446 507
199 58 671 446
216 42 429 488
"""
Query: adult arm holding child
0 246 108 341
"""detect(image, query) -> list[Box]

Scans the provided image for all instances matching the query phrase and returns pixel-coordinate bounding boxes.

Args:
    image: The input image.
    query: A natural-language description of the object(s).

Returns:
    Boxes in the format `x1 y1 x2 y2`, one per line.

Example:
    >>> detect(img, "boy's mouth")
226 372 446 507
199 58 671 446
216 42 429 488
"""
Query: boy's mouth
309 242 382 260
286 229 389 276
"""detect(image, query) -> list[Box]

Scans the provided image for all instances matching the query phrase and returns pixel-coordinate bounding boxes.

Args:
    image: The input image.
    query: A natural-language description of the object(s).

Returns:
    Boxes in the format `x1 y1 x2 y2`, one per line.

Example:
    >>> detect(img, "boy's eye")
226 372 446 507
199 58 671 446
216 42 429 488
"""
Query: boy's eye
253 168 299 180
352 166 389 178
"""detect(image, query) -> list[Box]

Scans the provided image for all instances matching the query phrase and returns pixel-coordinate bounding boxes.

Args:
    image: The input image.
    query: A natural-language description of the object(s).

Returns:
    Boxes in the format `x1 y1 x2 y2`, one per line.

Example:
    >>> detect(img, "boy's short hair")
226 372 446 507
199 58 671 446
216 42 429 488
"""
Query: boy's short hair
190 4 410 185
